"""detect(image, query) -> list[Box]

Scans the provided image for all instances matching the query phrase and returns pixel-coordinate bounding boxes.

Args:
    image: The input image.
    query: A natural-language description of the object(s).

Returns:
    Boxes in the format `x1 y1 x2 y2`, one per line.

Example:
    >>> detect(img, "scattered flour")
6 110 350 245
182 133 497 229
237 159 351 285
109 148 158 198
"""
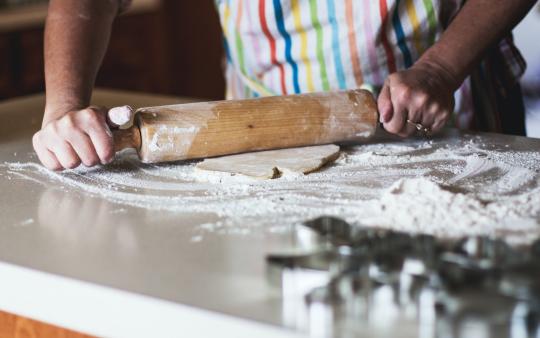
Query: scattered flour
15 218 35 227
3 135 540 244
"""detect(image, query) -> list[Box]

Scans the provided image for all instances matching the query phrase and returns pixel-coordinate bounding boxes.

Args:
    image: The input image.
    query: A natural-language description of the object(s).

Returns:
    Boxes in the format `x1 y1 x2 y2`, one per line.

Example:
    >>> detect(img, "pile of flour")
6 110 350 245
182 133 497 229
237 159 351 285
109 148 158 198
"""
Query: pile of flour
363 177 540 241
4 135 540 244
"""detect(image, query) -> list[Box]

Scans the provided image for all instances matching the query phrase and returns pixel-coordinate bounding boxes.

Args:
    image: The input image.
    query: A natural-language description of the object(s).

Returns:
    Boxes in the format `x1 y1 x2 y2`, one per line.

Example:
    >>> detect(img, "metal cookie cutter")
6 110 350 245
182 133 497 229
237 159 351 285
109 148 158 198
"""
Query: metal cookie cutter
267 217 540 337
267 216 441 332
266 217 367 330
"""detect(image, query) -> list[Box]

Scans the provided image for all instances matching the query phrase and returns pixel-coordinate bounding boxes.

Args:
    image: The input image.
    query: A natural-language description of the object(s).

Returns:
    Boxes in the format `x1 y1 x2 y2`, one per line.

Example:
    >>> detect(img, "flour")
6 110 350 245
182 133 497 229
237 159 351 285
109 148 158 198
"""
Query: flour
3 135 540 245
358 178 540 240
148 125 199 153
448 155 536 197
16 218 35 227
107 105 133 127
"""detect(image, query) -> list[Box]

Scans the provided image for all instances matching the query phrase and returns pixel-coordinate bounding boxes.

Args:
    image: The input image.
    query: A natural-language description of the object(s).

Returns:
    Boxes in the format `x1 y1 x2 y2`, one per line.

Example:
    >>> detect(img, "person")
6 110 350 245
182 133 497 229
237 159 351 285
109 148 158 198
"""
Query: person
33 0 537 170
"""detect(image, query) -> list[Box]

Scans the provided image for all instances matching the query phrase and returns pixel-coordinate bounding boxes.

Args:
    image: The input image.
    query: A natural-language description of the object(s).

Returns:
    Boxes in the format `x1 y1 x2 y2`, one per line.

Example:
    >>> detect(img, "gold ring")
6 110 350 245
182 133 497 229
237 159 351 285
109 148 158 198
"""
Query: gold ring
406 119 431 137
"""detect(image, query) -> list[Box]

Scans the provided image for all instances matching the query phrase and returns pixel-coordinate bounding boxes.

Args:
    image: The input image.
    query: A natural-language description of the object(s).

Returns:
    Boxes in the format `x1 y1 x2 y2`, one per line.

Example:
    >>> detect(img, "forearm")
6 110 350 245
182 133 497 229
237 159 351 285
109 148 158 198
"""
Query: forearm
44 0 119 125
418 0 536 90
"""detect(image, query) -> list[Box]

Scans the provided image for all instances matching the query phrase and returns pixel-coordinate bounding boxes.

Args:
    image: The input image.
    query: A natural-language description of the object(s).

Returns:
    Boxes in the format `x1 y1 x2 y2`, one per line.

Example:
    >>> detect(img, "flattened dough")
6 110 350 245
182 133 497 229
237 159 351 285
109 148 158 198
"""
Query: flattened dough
195 144 340 179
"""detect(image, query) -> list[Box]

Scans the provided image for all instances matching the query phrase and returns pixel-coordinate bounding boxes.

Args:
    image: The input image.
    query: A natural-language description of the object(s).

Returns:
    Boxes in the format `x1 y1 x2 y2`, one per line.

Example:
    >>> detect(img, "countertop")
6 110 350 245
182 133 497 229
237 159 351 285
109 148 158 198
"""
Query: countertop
0 89 539 338
0 90 300 338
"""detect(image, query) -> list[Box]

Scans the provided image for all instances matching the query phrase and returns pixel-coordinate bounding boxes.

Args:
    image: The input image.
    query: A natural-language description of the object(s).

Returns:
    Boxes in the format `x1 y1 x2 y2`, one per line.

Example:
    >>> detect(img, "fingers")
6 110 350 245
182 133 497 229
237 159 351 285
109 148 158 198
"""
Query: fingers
430 96 453 134
33 133 62 171
420 103 438 131
51 140 81 169
37 124 81 169
32 107 116 171
382 77 408 136
432 113 447 132
88 124 115 164
80 107 115 164
377 83 393 123
380 69 455 137
431 109 450 133
64 130 100 167
402 119 418 137
388 104 408 137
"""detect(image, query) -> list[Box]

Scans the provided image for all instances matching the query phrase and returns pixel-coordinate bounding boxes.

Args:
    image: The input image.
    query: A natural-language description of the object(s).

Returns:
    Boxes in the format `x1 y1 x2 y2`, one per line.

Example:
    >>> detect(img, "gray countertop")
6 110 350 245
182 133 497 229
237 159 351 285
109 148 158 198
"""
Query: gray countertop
0 90 539 338
0 90 307 338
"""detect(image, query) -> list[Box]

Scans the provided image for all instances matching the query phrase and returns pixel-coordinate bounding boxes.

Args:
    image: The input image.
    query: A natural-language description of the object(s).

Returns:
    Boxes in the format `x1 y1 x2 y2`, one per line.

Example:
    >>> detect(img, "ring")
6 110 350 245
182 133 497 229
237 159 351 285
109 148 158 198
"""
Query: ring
406 119 431 137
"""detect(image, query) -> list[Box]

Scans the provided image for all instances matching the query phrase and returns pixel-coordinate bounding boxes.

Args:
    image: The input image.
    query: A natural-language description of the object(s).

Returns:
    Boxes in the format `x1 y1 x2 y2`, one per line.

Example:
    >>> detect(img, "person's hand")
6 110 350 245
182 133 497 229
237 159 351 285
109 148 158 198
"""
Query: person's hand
377 60 458 137
33 106 115 171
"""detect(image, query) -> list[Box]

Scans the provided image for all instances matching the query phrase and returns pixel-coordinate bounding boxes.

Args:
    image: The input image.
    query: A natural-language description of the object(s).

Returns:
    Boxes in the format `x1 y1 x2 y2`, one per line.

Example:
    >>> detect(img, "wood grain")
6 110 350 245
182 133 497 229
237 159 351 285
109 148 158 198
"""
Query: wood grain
0 310 93 338
122 89 379 163
113 125 142 153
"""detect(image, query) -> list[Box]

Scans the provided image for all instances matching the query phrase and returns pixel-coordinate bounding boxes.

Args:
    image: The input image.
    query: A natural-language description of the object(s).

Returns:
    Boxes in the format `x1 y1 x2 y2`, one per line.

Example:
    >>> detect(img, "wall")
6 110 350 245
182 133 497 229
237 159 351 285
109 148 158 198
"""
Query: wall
0 0 225 101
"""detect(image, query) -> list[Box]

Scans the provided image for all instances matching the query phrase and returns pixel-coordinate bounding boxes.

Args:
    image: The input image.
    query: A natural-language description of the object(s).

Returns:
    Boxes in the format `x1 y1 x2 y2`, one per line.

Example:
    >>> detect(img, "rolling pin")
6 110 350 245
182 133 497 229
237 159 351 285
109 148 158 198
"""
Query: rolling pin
113 89 378 163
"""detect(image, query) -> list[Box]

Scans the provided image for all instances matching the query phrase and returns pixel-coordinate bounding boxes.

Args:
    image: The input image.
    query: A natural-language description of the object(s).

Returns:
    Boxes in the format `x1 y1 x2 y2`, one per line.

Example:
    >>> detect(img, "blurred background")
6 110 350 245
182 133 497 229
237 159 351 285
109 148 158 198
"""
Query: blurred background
0 0 538 137
0 0 226 101
515 3 540 138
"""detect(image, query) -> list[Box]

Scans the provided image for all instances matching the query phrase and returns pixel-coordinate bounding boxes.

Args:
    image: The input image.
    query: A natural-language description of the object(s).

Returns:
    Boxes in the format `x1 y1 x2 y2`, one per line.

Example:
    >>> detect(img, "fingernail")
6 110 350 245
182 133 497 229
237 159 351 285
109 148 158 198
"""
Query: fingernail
103 156 114 165
104 125 113 138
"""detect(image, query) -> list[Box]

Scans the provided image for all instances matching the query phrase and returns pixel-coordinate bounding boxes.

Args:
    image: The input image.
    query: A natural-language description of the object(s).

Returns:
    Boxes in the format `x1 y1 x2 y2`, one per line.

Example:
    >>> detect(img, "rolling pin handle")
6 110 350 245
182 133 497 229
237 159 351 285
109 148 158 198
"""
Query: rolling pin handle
108 105 134 127
113 126 141 152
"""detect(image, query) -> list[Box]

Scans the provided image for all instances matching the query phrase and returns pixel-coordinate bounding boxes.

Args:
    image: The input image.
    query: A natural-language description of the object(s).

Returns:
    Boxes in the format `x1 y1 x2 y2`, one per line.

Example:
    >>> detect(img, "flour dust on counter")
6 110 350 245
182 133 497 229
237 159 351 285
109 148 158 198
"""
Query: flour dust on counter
3 134 540 245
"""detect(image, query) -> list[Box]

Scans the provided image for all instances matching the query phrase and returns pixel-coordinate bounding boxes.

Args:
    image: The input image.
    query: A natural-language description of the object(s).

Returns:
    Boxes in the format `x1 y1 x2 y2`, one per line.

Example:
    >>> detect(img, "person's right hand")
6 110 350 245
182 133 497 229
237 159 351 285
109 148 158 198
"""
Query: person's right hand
32 106 115 171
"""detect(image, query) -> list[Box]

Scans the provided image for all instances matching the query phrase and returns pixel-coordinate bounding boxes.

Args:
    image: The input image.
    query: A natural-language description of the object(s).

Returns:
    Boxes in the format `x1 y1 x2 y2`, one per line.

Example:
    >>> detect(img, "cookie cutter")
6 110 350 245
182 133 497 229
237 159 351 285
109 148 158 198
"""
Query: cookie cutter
266 216 540 337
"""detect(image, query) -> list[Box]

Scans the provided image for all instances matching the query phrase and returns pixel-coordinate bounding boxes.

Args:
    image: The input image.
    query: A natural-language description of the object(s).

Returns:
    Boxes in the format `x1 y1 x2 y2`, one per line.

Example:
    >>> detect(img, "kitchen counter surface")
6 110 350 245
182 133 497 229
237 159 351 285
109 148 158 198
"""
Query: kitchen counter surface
0 90 539 337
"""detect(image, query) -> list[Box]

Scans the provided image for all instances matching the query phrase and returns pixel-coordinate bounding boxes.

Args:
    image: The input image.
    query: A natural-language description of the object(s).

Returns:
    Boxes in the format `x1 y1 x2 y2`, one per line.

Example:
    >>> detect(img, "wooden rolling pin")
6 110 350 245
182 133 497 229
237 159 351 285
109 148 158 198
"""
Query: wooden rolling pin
113 89 378 163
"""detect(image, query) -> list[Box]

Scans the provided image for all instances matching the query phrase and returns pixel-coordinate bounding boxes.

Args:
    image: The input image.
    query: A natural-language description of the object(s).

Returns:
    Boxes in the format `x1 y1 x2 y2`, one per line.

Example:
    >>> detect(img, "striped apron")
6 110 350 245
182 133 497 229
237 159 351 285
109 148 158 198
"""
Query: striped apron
215 0 526 132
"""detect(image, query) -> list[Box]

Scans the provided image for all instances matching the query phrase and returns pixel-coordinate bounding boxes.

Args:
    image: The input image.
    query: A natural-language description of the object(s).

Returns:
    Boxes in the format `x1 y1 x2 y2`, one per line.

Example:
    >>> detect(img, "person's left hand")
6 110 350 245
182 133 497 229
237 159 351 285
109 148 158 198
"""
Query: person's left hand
377 61 458 137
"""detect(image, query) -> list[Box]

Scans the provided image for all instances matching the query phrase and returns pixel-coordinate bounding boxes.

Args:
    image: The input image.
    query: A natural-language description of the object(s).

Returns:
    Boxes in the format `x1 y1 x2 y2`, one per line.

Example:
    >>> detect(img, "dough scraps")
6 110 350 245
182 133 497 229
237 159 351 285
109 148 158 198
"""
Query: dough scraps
195 144 341 179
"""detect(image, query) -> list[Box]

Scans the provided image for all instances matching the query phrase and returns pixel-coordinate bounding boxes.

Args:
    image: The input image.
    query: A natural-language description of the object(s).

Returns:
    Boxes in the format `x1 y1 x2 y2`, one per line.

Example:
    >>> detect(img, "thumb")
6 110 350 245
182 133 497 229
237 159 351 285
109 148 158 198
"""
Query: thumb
107 105 134 128
377 83 393 123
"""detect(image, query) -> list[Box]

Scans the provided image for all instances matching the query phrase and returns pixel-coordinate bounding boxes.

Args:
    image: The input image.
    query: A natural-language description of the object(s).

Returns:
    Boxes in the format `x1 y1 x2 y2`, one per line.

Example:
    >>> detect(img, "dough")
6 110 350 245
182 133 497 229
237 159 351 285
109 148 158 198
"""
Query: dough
195 144 340 179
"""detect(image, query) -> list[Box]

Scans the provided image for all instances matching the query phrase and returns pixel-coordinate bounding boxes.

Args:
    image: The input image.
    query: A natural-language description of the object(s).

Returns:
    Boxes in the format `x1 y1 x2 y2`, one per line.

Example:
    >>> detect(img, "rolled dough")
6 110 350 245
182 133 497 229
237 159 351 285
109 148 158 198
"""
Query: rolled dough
195 144 341 179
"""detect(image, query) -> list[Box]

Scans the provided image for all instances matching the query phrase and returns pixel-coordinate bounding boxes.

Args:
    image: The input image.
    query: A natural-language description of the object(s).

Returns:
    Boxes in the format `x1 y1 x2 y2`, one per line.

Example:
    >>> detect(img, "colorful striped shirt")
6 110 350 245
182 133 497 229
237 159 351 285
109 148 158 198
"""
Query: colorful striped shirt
214 0 526 131
217 0 445 99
